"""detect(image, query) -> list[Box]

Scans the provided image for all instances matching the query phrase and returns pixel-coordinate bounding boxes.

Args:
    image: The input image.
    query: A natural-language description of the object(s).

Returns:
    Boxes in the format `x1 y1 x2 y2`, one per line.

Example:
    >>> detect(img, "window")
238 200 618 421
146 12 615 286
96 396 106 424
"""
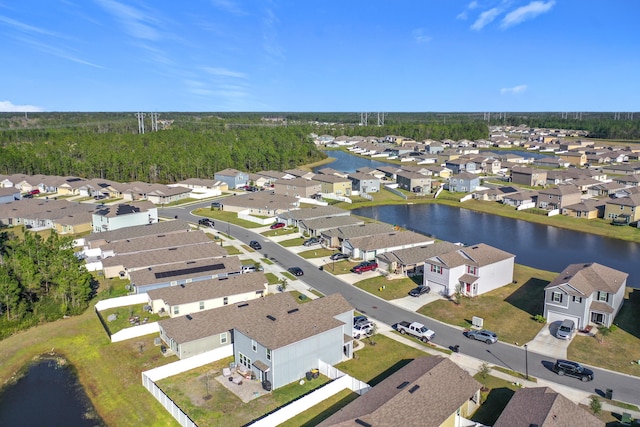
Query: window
467 266 478 275
552 292 563 303
252 340 257 352
598 292 608 302
239 352 251 369
266 348 271 361
572 296 582 303
173 305 179 315
223 297 228 305
430 264 442 274
199 301 205 310
220 332 228 344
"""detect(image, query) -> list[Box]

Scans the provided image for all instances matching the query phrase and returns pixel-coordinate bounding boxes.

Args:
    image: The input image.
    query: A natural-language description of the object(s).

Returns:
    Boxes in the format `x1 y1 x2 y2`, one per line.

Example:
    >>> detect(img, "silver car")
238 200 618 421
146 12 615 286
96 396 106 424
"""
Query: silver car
466 329 498 344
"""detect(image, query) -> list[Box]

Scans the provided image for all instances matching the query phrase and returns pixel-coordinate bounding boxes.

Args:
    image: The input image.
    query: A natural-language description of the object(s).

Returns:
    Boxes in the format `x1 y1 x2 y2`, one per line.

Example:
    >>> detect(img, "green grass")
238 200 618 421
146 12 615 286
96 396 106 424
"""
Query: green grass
282 272 297 281
418 264 555 345
289 290 313 304
279 388 359 427
389 331 452 354
309 289 324 298
491 366 537 383
261 228 298 237
335 335 428 386
264 273 280 285
192 208 263 228
98 304 161 335
322 260 359 275
298 248 333 258
261 258 273 265
590 395 640 412
222 245 241 255
278 237 305 246
470 374 518 426
353 276 419 300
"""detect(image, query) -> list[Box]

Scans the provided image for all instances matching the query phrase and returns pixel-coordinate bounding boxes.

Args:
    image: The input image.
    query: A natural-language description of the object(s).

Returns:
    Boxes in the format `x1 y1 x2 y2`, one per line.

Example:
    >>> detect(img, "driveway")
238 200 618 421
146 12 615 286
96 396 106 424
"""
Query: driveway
525 321 571 360
390 293 445 312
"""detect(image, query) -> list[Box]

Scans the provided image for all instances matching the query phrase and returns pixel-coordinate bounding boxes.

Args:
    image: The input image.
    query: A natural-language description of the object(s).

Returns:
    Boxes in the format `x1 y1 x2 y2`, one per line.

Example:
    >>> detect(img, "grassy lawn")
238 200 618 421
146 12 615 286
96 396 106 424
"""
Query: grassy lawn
98 304 161 335
322 260 359 275
261 257 273 265
389 331 452 355
282 272 297 281
157 357 331 426
279 237 305 247
353 275 419 300
191 208 263 228
569 288 640 376
418 264 556 345
261 228 298 238
470 374 518 426
289 290 313 304
298 247 333 258
222 245 242 255
335 335 428 386
279 388 359 427
264 272 280 285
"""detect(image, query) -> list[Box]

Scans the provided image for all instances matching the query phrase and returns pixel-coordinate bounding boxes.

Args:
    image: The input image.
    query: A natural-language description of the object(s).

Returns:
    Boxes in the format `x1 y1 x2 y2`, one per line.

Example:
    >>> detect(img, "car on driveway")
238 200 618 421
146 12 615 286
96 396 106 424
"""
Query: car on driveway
409 285 430 297
351 261 378 274
330 253 349 261
353 321 374 339
353 315 369 327
466 329 498 344
552 360 594 382
270 222 285 229
249 240 262 250
303 237 321 246
287 267 304 276
198 218 215 227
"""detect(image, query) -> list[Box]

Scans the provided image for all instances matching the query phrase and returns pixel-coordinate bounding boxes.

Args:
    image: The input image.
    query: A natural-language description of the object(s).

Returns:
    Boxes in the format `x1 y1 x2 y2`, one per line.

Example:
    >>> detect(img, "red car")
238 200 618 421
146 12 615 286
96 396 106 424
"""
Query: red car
270 222 285 230
351 261 378 274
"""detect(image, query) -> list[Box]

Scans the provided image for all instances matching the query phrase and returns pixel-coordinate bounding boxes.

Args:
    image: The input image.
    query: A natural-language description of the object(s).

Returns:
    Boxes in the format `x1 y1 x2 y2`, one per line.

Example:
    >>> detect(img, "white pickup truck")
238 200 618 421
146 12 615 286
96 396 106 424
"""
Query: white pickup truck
394 321 436 343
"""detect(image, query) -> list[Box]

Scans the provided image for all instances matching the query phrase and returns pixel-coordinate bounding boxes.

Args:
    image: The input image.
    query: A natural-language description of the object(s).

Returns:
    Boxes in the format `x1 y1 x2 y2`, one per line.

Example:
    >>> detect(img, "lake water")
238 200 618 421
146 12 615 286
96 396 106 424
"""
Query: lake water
0 358 104 427
314 150 395 173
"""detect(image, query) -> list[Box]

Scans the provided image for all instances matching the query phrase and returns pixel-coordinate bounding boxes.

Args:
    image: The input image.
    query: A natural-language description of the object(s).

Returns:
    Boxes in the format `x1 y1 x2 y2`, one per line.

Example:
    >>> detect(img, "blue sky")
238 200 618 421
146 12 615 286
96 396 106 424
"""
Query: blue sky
1 1 638 112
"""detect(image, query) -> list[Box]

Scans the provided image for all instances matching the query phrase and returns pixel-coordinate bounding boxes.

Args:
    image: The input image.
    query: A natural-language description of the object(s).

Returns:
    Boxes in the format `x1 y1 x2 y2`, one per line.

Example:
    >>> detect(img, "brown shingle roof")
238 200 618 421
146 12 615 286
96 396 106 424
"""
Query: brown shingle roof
100 229 213 254
102 242 228 270
544 262 628 296
346 230 434 252
84 219 192 243
432 243 514 268
130 256 243 287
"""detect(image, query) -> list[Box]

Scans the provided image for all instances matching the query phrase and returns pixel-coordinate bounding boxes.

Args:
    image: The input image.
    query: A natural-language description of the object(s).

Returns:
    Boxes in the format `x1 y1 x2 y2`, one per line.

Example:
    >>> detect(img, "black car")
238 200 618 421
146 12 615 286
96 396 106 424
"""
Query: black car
330 253 349 261
249 240 262 250
409 285 431 297
303 237 321 247
287 267 304 276
353 315 369 326
198 218 215 227
552 360 594 382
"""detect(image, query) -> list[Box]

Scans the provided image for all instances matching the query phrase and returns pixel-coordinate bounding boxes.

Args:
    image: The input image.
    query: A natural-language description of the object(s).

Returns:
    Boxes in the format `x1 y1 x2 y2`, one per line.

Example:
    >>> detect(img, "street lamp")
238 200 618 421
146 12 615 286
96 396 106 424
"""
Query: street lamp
524 344 529 380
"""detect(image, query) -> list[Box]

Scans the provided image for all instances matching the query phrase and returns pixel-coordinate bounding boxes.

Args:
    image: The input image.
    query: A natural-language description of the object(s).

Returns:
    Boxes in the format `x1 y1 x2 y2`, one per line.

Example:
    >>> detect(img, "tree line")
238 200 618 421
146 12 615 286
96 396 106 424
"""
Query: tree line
0 230 95 339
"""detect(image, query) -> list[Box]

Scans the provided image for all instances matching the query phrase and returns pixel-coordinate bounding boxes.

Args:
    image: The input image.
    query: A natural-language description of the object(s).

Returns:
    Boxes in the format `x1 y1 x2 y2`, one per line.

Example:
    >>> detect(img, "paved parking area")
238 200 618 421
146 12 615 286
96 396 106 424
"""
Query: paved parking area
525 321 572 360
389 293 445 312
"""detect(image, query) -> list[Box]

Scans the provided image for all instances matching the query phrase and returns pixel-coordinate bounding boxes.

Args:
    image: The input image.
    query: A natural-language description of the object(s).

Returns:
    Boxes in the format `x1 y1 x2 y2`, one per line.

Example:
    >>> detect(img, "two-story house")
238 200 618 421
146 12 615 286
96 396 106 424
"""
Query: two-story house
543 262 628 329
447 172 480 193
273 177 322 198
312 174 353 197
214 168 249 189
348 172 380 194
603 193 640 224
510 166 548 187
91 201 158 233
535 184 582 210
395 170 432 193
423 243 515 297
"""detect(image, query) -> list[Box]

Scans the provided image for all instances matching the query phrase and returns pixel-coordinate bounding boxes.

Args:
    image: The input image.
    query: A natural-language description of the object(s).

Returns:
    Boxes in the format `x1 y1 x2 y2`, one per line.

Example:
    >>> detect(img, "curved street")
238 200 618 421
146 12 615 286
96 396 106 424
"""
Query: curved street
161 202 640 407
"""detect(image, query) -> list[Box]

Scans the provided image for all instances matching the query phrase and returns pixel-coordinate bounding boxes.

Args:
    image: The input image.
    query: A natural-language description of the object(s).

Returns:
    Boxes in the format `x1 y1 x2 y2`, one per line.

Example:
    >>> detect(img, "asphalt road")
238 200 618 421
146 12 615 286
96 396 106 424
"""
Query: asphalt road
161 203 640 406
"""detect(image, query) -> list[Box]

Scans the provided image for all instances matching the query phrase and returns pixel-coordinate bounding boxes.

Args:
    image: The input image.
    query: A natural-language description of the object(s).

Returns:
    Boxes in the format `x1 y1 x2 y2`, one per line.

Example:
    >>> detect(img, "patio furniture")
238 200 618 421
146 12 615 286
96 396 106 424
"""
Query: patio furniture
620 412 632 426
232 376 243 385
222 367 231 377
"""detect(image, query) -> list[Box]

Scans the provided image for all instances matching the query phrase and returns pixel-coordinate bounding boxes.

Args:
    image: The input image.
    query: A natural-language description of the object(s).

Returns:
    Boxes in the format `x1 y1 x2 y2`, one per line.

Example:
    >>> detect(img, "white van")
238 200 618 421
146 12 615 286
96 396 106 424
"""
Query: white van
241 265 256 274
557 319 575 340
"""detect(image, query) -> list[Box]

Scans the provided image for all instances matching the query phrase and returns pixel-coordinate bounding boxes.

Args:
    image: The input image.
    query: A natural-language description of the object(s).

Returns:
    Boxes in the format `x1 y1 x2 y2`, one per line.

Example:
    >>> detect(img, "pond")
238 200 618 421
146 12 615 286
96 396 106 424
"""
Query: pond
0 357 104 427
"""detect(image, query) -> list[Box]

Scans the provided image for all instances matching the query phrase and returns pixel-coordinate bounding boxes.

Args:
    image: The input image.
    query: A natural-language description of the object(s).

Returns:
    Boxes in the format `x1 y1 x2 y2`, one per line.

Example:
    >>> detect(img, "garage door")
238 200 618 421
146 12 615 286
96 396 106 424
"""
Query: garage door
546 311 581 330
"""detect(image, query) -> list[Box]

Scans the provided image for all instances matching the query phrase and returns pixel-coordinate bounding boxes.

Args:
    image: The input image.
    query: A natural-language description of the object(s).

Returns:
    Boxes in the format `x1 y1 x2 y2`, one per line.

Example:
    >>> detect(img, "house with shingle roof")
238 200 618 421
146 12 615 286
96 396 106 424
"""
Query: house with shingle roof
561 199 605 219
277 205 350 227
274 177 322 198
83 219 192 249
214 168 249 189
494 386 603 427
543 262 628 328
158 292 354 389
312 174 353 197
348 172 380 194
343 230 434 261
299 215 364 238
219 192 299 216
536 184 582 210
510 166 548 187
92 200 158 232
447 172 480 193
147 272 268 317
604 193 640 224
376 241 459 276
318 356 481 427
395 170 432 193
501 189 538 207
423 243 515 297
614 174 640 187
321 223 396 248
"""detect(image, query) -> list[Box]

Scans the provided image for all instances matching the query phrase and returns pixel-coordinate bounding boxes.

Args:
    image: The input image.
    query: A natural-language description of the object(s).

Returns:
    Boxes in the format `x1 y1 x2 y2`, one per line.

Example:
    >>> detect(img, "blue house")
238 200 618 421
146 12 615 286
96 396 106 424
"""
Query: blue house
448 172 481 193
214 168 248 189
348 172 380 194
0 187 21 204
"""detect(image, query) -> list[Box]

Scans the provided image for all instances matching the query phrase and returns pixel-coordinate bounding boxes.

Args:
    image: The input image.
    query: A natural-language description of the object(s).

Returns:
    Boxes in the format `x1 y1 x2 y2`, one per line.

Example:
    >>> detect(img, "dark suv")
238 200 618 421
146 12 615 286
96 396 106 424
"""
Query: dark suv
198 218 215 227
351 261 378 274
249 240 262 250
552 360 594 382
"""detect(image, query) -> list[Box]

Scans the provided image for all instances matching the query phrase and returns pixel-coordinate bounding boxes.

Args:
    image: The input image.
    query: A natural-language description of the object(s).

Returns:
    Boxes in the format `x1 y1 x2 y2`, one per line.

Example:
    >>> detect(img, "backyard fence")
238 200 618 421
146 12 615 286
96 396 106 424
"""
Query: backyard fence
142 372 197 427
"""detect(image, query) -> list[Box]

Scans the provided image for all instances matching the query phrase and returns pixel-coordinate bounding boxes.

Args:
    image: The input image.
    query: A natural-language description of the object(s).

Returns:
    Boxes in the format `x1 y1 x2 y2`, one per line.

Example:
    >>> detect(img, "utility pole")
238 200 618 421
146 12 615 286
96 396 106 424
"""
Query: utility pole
136 112 146 134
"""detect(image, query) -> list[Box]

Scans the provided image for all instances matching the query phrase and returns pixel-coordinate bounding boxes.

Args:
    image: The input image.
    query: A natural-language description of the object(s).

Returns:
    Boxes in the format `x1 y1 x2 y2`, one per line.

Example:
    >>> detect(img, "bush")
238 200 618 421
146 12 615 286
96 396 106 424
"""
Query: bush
533 314 546 323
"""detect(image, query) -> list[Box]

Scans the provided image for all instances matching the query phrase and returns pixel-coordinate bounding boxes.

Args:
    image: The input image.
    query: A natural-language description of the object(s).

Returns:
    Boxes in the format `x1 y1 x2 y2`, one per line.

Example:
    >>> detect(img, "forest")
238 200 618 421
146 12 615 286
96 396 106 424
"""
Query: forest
0 230 95 340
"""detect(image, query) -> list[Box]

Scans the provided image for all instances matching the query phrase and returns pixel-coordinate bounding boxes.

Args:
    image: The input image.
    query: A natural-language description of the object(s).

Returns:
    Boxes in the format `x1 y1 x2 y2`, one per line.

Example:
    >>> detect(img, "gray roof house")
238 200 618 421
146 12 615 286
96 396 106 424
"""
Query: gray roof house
0 187 20 204
318 357 481 427
348 172 380 194
147 272 268 317
218 192 299 216
83 219 192 249
274 177 322 198
510 166 548 187
277 206 350 227
494 387 603 427
376 241 459 276
299 215 364 238
158 293 354 390
91 201 158 233
536 184 582 210
447 172 481 193
321 223 395 248
214 168 249 189
395 170 432 194
544 262 628 329
423 243 515 297
130 256 243 294
342 230 434 261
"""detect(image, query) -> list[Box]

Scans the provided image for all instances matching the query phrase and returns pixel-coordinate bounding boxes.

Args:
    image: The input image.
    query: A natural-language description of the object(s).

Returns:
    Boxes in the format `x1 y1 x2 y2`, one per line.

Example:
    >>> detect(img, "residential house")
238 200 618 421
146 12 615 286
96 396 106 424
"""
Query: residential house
587 182 627 198
543 262 628 328
470 156 501 174
395 170 432 193
356 167 385 180
502 189 538 208
315 167 347 178
376 241 459 276
603 193 640 224
146 185 192 205
510 166 547 187
92 201 158 233
214 168 249 189
277 206 350 228
321 223 395 249
313 174 353 197
172 178 228 193
0 187 20 204
318 357 481 427
298 216 364 238
423 243 515 297
444 158 477 174
494 387 603 427
562 199 605 219
158 293 354 389
447 172 480 193
348 172 380 193
217 192 299 216
82 219 192 250
614 175 640 187
558 151 587 166
601 163 640 175
342 230 434 261
536 184 582 210
376 165 403 180
533 157 571 168
274 177 322 198
473 186 519 202
147 273 268 317
283 169 315 180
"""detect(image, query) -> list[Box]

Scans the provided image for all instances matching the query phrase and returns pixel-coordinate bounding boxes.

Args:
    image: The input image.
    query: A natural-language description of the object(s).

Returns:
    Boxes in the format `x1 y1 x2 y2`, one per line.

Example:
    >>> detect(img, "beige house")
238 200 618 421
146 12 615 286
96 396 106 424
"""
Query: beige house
604 193 640 224
558 151 588 166
274 177 322 198
147 273 269 317
312 174 352 196
536 184 582 210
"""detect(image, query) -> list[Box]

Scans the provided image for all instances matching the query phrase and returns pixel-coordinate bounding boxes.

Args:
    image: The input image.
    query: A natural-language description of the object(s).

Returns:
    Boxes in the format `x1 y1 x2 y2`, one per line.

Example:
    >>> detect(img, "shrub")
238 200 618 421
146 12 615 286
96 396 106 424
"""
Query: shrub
533 314 546 323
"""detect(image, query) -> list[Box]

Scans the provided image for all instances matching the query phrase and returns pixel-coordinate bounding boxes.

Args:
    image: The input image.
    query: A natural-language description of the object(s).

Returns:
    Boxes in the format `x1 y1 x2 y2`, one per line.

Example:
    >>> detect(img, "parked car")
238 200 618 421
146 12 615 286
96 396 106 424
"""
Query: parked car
249 240 262 250
287 267 304 276
556 319 575 340
270 222 286 230
241 265 256 274
552 360 594 382
351 261 378 274
29 189 40 195
394 321 435 343
303 237 321 246
198 218 215 227
409 285 431 297
353 315 369 327
353 321 374 339
466 329 498 344
330 253 349 261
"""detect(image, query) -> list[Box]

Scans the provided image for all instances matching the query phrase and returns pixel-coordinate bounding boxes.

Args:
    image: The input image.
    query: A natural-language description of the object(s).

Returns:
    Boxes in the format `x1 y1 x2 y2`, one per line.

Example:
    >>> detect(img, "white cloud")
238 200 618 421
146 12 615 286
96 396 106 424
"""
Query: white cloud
0 101 44 112
94 0 161 41
0 15 59 36
471 8 501 30
501 1 555 29
202 67 247 78
500 84 527 94
412 28 432 44
210 0 246 16
457 1 480 20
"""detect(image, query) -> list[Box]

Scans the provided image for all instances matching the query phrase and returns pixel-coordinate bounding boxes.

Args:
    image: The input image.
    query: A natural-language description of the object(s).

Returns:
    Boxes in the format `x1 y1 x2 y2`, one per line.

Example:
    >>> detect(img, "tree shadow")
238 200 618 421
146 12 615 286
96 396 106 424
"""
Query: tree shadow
504 277 548 316
471 387 515 426
613 289 640 340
